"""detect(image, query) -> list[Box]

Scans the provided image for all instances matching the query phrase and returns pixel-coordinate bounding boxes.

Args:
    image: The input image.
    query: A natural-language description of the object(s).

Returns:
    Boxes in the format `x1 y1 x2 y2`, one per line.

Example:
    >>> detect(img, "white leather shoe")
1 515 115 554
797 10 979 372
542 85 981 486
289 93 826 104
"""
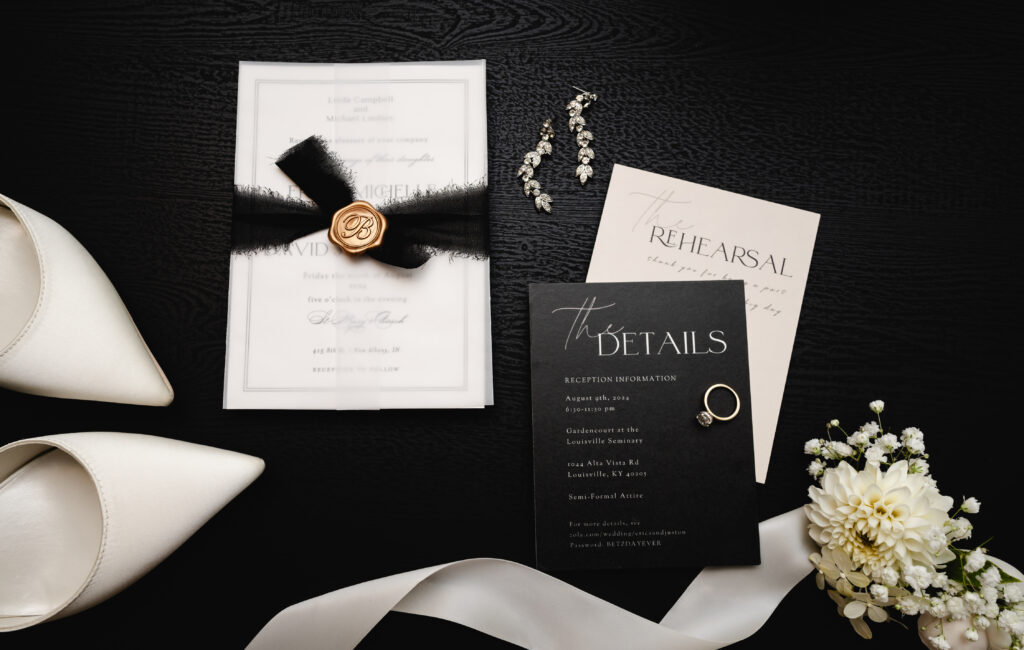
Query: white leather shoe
0 193 174 405
0 432 264 631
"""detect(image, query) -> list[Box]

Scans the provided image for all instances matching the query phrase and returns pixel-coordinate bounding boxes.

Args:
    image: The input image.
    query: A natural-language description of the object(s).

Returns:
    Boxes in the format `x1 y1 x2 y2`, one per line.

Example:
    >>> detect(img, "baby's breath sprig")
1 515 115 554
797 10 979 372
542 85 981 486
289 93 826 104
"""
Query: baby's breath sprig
804 400 931 478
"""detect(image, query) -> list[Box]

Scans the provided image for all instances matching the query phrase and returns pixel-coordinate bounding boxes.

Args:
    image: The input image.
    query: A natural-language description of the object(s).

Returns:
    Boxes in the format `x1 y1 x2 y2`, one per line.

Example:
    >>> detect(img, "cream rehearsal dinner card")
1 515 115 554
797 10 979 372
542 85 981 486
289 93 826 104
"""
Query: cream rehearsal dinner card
587 165 819 481
224 61 492 409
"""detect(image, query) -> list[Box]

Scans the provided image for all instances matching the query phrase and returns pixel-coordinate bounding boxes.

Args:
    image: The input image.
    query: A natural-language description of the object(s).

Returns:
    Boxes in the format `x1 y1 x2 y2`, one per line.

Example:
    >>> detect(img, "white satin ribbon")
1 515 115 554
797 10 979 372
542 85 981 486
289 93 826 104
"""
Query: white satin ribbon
247 508 816 649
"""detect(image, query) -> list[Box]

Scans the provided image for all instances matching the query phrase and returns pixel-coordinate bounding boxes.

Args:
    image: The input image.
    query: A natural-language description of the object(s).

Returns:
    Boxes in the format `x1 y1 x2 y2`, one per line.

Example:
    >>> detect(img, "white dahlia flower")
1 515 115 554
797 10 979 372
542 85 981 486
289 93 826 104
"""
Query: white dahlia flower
805 460 955 580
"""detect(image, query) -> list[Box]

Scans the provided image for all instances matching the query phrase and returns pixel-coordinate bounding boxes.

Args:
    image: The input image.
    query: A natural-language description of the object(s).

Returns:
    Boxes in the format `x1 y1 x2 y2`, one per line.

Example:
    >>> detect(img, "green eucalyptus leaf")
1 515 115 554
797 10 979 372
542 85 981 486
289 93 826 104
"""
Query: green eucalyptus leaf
998 565 1022 584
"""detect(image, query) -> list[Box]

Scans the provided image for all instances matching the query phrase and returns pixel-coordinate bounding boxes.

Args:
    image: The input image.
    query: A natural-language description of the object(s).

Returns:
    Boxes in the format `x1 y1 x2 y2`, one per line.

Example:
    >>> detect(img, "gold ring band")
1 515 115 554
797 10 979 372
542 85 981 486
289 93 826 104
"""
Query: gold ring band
696 383 740 427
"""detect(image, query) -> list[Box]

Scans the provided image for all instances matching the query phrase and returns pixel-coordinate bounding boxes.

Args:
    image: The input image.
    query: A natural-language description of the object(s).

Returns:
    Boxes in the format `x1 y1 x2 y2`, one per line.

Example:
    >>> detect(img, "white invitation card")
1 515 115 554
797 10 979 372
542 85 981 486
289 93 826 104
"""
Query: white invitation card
587 164 819 481
224 61 492 409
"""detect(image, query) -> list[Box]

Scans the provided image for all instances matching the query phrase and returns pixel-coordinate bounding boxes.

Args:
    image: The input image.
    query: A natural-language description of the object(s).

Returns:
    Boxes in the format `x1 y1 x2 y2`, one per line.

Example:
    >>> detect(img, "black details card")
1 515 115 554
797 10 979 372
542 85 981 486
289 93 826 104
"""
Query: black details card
529 281 760 570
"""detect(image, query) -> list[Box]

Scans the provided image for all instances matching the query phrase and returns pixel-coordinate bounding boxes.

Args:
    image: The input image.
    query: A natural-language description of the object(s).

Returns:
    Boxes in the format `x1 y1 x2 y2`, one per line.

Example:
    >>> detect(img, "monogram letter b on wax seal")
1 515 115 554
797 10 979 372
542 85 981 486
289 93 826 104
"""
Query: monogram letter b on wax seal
329 200 388 254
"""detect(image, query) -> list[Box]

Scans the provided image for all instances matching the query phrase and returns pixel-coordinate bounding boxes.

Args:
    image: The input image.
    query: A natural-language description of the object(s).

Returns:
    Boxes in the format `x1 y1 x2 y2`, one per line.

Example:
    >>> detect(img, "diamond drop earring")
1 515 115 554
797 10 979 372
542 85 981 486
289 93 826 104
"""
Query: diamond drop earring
517 118 555 213
566 86 597 184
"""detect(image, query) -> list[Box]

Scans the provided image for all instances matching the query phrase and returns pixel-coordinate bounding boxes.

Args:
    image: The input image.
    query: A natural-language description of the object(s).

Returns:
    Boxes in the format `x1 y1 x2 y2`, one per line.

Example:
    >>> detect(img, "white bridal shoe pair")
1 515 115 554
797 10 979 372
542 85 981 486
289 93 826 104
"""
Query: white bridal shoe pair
2 195 259 630
0 192 173 405
0 432 264 631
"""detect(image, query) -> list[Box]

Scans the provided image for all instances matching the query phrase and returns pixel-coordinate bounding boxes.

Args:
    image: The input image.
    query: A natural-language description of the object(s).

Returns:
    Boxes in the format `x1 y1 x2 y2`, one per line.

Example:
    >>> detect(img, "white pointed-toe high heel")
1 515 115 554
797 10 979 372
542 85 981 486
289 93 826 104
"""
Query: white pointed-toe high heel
0 432 264 631
0 193 174 406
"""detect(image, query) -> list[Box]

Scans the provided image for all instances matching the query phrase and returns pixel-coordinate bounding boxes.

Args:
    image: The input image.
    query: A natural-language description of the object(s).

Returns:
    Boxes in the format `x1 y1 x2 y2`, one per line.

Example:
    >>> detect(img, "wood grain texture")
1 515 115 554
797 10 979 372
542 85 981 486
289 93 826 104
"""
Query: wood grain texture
1 1 1022 648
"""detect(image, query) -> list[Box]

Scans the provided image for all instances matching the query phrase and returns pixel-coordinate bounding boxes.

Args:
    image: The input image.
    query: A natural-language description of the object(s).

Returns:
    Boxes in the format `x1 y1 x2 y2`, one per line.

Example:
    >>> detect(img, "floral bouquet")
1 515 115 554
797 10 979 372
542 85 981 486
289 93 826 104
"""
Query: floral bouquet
804 401 1024 649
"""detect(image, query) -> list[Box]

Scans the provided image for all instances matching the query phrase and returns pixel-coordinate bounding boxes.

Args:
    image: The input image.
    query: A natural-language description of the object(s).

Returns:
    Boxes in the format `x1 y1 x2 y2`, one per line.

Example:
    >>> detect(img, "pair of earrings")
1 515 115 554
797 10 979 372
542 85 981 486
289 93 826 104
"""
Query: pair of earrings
517 86 598 213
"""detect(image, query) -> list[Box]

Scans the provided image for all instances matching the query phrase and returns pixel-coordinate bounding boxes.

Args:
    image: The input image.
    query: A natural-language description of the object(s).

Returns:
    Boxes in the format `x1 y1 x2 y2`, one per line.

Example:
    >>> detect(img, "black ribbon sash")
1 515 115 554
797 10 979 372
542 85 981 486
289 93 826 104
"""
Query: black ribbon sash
232 136 489 269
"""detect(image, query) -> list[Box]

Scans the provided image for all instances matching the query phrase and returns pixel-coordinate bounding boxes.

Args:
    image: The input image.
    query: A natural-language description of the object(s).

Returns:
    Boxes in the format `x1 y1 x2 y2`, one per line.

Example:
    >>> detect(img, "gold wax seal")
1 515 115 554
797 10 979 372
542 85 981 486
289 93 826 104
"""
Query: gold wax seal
328 200 388 254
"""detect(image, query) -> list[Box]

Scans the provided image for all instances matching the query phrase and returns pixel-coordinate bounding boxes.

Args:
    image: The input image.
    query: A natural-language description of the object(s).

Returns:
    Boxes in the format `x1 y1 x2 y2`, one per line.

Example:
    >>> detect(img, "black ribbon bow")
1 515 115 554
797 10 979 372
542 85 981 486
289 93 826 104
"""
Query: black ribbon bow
232 136 489 269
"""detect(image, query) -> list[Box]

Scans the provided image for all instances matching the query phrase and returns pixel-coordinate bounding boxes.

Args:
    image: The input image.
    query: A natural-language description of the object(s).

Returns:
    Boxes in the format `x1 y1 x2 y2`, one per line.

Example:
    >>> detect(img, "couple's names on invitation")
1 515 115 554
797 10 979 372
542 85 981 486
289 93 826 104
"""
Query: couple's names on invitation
327 93 396 124
278 91 437 206
327 94 435 171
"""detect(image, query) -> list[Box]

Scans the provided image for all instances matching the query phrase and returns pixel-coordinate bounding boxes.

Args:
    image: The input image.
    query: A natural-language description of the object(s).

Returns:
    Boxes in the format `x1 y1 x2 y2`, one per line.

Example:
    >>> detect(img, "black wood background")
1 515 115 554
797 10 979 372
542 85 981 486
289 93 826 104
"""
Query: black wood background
2 2 1022 648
